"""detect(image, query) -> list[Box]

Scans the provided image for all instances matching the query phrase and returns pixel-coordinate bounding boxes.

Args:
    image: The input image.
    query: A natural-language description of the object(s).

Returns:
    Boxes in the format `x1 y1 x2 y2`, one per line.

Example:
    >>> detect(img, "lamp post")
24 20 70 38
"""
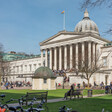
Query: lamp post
62 70 66 89
62 73 64 89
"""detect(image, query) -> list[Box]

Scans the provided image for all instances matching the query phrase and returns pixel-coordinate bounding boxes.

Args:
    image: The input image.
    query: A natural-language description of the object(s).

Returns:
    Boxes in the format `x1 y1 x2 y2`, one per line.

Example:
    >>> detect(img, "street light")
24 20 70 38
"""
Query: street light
62 70 66 89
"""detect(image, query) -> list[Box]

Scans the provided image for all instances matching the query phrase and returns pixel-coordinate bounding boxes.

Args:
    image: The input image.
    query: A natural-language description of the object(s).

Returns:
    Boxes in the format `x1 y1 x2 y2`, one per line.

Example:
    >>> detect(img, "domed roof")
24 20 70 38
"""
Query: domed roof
74 9 99 35
33 66 56 78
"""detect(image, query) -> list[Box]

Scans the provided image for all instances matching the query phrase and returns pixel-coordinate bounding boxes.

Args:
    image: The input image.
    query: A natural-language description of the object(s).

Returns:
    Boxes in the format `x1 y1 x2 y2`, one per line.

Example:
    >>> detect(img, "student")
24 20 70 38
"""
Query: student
110 82 112 94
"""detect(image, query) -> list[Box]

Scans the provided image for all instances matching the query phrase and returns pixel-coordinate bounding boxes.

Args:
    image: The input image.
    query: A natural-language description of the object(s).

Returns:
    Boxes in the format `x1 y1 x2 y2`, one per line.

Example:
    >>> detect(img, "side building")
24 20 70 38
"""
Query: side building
2 53 43 83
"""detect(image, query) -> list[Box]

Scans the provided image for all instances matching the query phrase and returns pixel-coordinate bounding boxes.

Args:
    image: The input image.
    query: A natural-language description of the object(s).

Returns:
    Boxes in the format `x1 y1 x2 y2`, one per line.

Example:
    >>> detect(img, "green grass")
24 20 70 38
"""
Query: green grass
0 89 110 112
0 89 104 102
46 95 112 112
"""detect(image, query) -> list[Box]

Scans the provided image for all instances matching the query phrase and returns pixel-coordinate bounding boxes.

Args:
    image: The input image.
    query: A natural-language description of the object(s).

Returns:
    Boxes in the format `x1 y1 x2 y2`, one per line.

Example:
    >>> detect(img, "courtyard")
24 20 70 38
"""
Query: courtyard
0 89 111 112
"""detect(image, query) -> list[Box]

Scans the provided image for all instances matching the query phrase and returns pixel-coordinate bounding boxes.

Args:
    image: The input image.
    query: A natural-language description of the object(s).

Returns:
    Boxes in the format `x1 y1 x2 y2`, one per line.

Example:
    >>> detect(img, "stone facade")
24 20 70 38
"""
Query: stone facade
32 78 56 90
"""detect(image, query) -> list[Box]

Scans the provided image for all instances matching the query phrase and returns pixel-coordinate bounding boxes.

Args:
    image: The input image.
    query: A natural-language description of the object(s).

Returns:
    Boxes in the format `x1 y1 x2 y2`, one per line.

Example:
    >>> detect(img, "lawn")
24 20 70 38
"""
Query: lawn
0 89 111 112
0 89 104 102
46 95 112 112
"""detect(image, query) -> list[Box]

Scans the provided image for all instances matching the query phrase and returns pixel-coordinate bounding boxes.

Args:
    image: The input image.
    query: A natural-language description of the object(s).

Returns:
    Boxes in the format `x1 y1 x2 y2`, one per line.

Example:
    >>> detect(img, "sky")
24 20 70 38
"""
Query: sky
0 0 111 55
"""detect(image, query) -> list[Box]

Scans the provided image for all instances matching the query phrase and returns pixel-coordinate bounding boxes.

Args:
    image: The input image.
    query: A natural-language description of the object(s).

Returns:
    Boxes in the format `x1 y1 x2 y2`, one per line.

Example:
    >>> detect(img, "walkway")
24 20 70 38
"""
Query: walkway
8 94 106 107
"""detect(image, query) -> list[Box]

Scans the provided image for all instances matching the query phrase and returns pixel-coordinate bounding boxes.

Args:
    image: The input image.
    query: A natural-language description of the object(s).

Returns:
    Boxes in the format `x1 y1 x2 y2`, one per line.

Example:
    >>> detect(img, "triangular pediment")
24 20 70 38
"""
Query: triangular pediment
40 31 110 46
40 31 81 46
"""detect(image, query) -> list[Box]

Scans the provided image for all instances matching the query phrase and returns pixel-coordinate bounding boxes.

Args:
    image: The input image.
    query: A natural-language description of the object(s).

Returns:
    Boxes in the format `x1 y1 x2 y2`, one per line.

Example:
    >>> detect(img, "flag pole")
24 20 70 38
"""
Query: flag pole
63 10 66 30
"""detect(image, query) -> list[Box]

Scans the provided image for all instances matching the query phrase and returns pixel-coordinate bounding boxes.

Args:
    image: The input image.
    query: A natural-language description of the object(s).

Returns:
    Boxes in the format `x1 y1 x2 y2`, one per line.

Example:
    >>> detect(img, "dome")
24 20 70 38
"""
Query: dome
33 66 56 78
74 9 99 35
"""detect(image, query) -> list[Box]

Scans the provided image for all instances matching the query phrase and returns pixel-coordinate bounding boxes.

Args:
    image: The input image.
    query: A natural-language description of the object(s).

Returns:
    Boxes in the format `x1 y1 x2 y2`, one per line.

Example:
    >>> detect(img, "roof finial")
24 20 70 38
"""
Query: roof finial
84 8 89 18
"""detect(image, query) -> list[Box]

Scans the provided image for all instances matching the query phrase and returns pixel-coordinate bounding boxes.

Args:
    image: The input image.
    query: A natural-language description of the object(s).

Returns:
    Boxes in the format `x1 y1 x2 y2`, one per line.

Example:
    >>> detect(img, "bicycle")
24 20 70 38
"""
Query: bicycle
0 94 9 111
0 97 44 112
59 105 78 112
0 95 25 112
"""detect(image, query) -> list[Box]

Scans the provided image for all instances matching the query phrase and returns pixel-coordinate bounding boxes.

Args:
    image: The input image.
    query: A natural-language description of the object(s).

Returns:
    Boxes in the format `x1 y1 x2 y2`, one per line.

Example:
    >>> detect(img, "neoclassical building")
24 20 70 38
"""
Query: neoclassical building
3 9 112 86
39 9 112 85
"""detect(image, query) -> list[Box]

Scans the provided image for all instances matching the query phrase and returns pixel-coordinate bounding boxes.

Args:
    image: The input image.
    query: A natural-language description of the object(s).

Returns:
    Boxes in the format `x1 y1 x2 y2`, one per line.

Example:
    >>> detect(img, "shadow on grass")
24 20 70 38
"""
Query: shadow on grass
0 89 68 103
47 95 112 112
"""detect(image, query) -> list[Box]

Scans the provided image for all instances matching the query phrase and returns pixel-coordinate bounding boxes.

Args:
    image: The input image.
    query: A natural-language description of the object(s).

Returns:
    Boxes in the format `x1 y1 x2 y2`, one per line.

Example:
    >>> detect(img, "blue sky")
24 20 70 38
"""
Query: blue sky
0 0 111 54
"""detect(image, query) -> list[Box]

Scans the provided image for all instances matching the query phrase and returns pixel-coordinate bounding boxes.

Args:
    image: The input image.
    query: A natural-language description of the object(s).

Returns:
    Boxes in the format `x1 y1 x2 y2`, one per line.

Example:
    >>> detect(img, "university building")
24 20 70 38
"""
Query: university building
3 9 112 86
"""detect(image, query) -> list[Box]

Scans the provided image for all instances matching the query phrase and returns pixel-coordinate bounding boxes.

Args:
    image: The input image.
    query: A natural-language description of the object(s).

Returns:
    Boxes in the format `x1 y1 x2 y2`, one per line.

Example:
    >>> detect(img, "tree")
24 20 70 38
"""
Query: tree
81 0 112 34
0 43 4 88
0 43 11 88
69 50 106 88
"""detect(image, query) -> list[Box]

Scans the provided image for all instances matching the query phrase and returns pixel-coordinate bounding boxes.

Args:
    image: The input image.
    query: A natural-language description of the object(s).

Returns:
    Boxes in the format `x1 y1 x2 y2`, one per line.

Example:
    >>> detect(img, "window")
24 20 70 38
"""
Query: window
13 66 15 73
85 24 87 30
29 64 32 71
43 78 47 84
17 66 19 72
21 65 23 72
90 26 92 30
33 64 36 70
38 63 41 66
25 65 27 71
103 57 107 67
79 27 82 32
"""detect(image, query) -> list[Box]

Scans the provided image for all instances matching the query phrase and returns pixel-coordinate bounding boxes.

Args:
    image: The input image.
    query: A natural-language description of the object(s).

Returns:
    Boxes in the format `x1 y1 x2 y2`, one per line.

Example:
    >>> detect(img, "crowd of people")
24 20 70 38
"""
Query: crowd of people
1 81 31 89
53 69 69 83
53 69 67 76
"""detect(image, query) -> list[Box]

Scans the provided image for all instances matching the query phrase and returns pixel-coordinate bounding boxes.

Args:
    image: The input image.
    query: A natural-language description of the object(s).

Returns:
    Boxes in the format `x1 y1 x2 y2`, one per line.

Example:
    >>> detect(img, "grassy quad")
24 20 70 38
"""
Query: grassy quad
0 89 105 101
0 89 111 112
46 95 112 112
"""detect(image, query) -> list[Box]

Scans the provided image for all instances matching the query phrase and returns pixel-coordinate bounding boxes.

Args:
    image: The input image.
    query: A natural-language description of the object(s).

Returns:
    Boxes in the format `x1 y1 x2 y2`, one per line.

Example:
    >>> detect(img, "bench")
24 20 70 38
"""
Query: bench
73 89 83 98
64 89 83 100
21 91 48 105
64 90 74 100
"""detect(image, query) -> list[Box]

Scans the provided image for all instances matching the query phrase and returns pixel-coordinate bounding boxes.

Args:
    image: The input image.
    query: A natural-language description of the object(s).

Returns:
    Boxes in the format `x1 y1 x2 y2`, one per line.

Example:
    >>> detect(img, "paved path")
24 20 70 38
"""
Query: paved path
7 94 106 107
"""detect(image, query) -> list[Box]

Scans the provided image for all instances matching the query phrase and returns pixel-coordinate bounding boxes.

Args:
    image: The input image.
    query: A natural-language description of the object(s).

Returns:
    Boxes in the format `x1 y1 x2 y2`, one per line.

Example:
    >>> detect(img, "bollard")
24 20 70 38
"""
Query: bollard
88 89 92 97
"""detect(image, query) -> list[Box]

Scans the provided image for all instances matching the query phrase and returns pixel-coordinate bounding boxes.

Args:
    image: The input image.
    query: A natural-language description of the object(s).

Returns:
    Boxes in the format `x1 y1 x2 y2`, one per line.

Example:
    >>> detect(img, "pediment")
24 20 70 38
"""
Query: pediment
40 31 80 46
40 31 110 46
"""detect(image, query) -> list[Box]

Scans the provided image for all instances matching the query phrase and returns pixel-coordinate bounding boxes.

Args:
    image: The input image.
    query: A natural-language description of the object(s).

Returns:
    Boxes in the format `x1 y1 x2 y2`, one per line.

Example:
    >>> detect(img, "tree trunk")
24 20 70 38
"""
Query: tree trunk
0 75 1 89
87 79 90 88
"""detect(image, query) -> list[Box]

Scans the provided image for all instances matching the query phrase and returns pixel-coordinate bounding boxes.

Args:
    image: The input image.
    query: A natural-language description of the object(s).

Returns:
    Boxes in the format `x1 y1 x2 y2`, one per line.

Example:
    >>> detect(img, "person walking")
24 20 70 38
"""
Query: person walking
110 82 112 94
5 82 9 90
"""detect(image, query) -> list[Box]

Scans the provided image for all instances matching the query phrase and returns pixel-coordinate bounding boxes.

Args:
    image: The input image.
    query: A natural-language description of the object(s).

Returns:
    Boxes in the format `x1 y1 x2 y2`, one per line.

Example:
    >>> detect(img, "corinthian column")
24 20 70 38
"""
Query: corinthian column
50 48 52 69
59 46 62 70
41 50 44 66
93 42 96 61
76 44 78 69
82 42 84 62
70 45 73 69
88 42 91 66
45 49 48 67
64 46 67 70
54 47 57 70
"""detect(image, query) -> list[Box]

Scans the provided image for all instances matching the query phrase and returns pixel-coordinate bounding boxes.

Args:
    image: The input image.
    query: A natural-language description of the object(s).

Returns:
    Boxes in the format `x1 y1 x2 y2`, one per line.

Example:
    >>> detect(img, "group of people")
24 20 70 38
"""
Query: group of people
2 81 32 89
53 69 69 83
53 69 66 76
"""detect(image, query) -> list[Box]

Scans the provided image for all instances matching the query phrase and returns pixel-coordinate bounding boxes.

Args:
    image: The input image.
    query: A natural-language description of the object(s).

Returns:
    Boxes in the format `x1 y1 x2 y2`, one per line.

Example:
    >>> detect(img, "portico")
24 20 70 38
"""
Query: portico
40 9 109 71
40 35 107 70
